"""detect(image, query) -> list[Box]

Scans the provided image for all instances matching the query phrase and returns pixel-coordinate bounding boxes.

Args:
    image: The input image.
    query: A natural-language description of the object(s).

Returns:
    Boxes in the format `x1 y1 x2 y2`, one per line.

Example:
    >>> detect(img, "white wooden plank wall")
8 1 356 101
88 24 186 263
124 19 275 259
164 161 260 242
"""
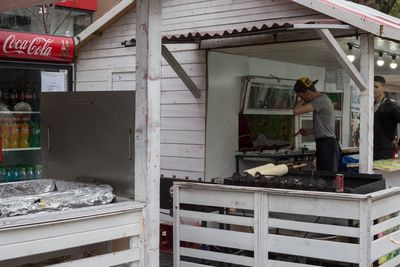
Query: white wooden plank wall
76 0 328 179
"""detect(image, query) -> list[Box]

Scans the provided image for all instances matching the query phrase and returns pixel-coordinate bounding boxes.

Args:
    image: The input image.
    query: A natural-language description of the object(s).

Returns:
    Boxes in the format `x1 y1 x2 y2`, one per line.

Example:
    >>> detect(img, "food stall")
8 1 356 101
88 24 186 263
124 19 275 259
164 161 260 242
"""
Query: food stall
69 0 400 265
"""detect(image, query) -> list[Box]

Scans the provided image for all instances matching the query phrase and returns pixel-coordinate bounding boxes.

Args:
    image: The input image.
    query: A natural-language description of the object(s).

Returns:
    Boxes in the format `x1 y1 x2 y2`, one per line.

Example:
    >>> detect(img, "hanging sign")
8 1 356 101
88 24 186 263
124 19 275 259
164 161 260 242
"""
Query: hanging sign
0 30 74 63
57 0 97 11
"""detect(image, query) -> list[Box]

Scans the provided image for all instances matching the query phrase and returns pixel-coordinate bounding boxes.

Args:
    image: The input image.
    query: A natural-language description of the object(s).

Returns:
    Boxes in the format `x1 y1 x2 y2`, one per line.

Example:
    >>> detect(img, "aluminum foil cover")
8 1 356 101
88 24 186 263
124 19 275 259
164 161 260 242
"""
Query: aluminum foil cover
0 180 115 218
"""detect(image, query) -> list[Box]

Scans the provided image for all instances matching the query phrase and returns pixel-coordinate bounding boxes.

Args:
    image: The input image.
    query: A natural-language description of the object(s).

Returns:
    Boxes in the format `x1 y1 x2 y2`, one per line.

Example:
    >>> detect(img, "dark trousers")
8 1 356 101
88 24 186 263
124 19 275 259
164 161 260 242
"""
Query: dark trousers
315 137 341 172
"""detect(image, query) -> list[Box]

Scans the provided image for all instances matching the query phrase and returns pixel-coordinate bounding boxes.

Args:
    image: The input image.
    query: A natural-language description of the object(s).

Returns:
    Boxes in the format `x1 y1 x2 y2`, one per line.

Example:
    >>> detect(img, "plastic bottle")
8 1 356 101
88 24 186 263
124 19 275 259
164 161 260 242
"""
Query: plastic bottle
19 167 26 181
25 85 33 107
19 117 30 148
9 88 17 111
11 167 19 181
0 118 9 149
9 117 19 149
29 117 40 147
0 167 5 183
4 167 12 182
34 165 42 179
2 87 11 110
26 166 34 180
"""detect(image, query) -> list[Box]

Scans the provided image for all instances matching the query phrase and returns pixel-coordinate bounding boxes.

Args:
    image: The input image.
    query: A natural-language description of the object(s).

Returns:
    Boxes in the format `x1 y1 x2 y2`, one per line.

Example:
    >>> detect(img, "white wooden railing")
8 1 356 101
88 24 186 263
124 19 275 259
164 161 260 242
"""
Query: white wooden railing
173 182 400 267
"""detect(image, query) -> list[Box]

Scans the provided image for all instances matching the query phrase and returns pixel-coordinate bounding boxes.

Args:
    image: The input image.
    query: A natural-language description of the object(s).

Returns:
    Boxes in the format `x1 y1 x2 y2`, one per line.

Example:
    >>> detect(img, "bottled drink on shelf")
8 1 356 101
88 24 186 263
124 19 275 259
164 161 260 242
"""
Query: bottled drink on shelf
19 117 30 148
16 84 25 104
26 166 34 180
24 85 34 107
9 117 19 149
4 168 12 182
11 167 19 181
19 167 26 181
9 88 17 111
0 117 9 149
34 165 42 179
29 117 40 147
2 87 11 110
0 167 4 183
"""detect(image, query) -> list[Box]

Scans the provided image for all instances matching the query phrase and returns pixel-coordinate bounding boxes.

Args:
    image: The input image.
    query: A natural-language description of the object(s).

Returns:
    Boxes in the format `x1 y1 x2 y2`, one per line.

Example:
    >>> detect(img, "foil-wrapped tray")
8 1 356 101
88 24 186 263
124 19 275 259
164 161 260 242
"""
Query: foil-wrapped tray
0 179 115 218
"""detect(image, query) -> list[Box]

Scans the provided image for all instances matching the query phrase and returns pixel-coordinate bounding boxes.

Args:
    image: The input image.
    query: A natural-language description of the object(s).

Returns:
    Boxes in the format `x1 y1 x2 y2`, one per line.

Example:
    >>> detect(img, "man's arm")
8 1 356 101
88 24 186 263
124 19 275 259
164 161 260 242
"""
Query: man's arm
293 100 315 116
390 102 400 122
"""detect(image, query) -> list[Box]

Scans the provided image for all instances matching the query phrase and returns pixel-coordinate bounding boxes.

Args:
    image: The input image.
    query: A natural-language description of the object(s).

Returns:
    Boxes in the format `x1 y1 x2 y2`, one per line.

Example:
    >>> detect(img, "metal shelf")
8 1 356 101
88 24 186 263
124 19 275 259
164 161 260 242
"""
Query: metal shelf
0 111 40 115
2 147 41 152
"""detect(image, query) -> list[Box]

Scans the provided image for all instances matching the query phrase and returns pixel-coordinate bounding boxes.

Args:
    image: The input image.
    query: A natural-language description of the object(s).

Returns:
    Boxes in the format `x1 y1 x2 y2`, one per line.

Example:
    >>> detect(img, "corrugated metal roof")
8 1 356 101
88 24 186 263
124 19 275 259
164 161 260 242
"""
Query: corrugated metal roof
293 0 400 42
162 18 343 42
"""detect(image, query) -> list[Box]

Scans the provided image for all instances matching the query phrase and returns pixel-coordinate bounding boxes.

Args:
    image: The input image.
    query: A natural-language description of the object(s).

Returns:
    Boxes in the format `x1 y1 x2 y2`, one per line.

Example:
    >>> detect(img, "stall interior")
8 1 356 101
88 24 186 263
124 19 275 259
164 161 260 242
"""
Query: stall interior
206 36 400 179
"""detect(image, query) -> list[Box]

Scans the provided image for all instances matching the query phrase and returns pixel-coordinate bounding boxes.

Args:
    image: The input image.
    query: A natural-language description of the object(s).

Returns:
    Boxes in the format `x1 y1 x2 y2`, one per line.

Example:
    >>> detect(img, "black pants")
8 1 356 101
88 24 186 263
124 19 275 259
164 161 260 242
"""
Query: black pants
315 137 341 172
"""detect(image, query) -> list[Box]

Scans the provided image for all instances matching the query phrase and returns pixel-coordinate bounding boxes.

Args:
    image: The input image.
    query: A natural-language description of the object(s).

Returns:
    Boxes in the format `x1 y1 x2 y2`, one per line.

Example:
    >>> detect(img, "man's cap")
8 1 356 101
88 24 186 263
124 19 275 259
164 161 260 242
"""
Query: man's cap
293 76 318 93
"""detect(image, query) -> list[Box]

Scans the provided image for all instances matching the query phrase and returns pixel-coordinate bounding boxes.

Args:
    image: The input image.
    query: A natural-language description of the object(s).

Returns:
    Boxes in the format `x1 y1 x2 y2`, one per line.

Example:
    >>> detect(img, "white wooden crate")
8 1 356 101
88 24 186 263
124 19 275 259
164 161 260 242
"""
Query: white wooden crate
173 182 400 267
0 200 145 267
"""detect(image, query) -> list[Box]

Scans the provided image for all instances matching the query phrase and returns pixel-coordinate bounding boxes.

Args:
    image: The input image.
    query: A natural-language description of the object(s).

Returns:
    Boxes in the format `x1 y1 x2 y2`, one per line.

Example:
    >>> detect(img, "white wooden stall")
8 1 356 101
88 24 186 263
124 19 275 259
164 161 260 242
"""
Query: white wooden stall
173 182 400 267
0 199 145 266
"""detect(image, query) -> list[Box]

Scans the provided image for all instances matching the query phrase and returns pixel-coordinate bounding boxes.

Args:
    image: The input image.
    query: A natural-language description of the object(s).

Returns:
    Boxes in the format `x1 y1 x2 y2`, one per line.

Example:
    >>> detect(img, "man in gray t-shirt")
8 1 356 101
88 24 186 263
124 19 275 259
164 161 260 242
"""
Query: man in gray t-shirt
293 77 340 171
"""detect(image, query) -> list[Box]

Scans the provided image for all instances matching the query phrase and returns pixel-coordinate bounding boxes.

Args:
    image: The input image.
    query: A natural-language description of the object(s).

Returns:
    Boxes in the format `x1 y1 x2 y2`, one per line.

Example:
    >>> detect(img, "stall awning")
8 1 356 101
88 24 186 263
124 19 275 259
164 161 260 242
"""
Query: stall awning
292 0 400 42
163 0 400 43
0 0 59 12
161 18 347 42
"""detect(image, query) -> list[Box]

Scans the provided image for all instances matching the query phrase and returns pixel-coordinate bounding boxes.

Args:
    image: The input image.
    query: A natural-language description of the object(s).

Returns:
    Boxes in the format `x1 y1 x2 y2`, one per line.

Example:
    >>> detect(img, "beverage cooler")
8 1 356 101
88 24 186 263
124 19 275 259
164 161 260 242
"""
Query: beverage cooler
0 30 74 183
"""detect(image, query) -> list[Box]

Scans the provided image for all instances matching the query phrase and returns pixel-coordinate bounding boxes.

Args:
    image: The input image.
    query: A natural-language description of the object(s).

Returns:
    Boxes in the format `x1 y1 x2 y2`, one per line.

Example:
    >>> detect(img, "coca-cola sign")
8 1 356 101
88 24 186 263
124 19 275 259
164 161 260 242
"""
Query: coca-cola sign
0 31 74 62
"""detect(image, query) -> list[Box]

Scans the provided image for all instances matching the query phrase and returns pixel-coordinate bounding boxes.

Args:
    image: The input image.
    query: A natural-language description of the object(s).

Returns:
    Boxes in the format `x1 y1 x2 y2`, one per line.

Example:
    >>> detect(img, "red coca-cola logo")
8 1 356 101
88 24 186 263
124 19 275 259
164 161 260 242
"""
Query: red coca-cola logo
0 30 74 62
3 35 54 56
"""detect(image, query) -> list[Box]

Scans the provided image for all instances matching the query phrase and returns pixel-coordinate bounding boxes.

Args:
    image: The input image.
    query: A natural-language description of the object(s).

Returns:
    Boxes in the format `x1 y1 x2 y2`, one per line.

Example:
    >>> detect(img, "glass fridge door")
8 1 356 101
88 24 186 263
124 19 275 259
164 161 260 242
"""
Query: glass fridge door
0 61 72 183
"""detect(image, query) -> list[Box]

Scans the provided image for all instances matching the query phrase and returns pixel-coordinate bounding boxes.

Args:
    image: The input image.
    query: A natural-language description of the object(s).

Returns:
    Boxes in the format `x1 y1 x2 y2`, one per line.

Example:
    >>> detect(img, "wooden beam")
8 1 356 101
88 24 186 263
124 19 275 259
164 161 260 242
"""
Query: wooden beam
358 34 374 174
75 0 135 50
293 0 400 42
315 28 367 91
162 45 201 99
135 0 161 266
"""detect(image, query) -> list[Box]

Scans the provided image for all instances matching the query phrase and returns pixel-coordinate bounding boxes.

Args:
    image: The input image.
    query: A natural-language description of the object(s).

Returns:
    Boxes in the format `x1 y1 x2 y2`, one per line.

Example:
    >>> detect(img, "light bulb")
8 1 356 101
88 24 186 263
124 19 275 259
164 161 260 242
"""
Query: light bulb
377 52 384 67
347 54 355 62
390 55 398 69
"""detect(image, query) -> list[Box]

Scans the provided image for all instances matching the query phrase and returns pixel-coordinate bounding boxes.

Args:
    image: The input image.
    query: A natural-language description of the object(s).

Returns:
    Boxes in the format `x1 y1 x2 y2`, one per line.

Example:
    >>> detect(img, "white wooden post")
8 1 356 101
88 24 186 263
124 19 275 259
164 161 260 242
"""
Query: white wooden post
359 34 374 173
135 0 161 266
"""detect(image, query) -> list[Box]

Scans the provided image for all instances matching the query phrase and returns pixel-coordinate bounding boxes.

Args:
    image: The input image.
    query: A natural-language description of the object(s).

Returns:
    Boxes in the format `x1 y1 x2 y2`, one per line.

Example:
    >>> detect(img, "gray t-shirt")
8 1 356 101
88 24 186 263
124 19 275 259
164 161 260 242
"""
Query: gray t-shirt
310 94 336 139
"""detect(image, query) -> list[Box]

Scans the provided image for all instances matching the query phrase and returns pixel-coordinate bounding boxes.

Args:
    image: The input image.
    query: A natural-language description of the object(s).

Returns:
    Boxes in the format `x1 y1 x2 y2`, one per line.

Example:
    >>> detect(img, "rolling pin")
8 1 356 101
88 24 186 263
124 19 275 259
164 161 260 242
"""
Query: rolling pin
244 163 275 176
258 164 289 176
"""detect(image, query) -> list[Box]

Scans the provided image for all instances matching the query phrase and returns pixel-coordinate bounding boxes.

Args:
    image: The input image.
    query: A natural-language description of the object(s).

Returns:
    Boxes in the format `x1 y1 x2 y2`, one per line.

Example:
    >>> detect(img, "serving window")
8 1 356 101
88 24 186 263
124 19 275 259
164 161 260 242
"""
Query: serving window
240 76 343 150
243 76 295 115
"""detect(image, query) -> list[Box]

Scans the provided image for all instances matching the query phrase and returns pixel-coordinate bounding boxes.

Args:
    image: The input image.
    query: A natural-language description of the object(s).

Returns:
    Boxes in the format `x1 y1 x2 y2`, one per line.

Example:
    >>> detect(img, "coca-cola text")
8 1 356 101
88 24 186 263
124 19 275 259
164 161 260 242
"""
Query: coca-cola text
0 30 74 62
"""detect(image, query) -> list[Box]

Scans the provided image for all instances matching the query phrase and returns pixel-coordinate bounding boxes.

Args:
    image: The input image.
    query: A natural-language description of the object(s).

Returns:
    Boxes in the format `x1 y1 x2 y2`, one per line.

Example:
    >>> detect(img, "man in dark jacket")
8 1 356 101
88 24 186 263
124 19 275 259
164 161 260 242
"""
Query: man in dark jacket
373 76 400 160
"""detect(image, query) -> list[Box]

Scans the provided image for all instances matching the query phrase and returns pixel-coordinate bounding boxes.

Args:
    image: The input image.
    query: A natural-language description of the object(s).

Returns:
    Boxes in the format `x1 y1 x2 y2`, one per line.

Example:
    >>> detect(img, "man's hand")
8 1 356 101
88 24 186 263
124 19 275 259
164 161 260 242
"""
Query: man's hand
393 136 400 153
299 128 313 136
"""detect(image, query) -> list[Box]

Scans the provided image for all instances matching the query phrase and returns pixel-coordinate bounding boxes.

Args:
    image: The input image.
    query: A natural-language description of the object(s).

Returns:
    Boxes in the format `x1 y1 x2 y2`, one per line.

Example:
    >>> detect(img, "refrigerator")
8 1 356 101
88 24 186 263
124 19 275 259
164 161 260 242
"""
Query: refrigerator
0 30 74 183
